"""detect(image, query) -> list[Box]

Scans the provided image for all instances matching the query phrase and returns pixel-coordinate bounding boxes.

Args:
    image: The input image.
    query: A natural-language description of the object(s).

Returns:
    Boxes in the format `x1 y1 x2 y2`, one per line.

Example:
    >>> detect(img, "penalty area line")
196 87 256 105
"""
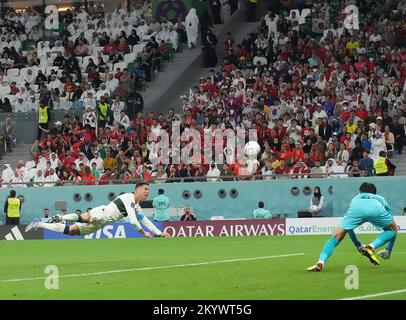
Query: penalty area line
0 252 305 283
340 288 406 300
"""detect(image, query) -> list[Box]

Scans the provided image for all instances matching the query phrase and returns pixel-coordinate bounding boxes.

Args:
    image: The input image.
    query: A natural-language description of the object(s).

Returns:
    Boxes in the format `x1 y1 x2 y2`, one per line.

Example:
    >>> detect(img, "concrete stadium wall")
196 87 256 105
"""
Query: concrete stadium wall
1 176 405 224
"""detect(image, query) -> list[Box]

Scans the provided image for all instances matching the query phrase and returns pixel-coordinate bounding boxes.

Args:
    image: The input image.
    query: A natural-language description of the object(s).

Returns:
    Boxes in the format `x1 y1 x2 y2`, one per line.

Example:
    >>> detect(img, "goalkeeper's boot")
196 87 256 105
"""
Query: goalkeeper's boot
307 262 323 272
357 244 366 255
377 249 391 260
361 245 380 265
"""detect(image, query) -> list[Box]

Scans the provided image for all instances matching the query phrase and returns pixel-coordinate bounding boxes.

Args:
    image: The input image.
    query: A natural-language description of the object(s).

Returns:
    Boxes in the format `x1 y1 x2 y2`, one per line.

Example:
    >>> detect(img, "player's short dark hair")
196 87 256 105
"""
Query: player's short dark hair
359 182 377 194
135 182 149 189
158 189 164 195
258 201 264 208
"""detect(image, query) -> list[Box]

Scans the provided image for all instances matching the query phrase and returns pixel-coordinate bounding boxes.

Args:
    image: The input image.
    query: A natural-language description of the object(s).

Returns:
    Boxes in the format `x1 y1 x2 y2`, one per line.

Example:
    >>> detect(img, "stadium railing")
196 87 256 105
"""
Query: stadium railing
2 171 369 188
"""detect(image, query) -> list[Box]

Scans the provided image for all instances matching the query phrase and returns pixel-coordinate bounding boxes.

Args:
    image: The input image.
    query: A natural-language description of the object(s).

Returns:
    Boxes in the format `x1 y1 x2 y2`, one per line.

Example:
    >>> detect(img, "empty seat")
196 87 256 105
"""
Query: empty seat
113 62 127 71
0 86 10 98
7 68 20 78
124 53 136 63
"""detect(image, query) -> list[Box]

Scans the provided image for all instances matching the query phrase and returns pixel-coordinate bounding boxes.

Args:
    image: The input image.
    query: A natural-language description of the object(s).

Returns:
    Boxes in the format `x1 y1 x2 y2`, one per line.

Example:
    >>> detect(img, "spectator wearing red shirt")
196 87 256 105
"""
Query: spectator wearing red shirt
103 39 119 56
274 159 290 176
81 165 96 185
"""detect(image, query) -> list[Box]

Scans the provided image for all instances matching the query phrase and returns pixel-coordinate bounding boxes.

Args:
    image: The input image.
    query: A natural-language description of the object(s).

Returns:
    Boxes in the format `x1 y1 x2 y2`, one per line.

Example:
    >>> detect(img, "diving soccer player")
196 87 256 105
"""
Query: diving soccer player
307 182 397 271
26 182 170 238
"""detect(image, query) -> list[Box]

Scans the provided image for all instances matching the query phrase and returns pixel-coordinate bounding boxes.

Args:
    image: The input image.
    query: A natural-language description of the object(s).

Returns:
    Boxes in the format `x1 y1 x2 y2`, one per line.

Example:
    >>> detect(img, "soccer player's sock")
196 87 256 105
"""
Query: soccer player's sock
318 237 340 264
386 236 396 253
347 229 362 248
61 214 81 222
370 230 397 250
38 222 68 234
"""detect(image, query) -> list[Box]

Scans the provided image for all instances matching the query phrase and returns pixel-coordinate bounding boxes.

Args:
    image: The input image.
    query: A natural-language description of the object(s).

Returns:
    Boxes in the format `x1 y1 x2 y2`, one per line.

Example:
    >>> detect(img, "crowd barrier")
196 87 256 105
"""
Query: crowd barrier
2 217 405 240
1 176 405 224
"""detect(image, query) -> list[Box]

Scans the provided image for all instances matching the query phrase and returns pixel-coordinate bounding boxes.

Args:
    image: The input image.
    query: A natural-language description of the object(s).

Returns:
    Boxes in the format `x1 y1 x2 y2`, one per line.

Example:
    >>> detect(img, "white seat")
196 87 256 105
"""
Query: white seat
113 62 127 71
33 66 45 77
124 53 136 63
102 55 109 63
76 56 83 65
132 43 147 54
387 144 395 156
92 46 104 55
46 66 59 75
0 86 10 97
30 84 39 92
6 68 20 78
19 67 31 80
210 216 224 220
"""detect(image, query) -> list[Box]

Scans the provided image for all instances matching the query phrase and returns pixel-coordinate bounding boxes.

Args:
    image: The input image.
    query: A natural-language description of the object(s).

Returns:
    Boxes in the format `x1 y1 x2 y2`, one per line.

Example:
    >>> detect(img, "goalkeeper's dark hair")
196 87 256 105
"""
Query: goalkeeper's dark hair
359 182 377 194
135 182 149 189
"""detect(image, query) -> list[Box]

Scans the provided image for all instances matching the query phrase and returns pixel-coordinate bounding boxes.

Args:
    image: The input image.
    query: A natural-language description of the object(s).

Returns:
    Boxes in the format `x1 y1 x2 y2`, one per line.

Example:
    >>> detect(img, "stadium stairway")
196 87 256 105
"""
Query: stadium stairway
1 143 32 168
391 151 406 176
144 1 257 113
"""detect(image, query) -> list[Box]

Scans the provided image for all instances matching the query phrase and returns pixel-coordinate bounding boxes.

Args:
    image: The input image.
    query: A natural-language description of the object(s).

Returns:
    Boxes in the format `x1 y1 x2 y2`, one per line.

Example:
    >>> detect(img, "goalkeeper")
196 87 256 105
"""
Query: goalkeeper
307 182 397 272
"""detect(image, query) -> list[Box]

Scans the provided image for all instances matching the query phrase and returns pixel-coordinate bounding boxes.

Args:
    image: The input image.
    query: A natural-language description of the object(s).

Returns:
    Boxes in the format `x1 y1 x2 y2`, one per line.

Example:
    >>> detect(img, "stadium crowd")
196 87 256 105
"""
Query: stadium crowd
0 1 187 113
1 0 406 187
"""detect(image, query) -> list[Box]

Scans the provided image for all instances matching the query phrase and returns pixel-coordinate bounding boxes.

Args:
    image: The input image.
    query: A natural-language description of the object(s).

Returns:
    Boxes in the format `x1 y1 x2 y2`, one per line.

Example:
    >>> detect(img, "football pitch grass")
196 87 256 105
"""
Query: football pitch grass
1 235 405 300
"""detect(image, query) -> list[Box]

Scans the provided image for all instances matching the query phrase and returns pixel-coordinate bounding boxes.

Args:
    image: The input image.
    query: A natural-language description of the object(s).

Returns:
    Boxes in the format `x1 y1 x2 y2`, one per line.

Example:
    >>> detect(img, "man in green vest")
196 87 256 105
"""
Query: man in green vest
152 189 170 222
4 190 21 225
97 97 109 129
37 104 50 140
253 201 272 219
374 151 388 176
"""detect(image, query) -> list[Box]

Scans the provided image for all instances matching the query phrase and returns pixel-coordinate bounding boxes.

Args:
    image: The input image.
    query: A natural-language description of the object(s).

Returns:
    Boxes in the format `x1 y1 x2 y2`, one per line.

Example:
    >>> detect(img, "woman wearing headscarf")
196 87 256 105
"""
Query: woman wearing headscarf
203 28 218 67
185 8 199 48
309 186 324 217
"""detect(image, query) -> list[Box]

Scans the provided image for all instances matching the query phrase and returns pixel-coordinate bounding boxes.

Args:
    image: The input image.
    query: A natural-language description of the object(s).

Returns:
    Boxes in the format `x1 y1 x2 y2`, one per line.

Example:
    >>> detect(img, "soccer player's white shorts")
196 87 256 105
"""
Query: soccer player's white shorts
75 205 117 236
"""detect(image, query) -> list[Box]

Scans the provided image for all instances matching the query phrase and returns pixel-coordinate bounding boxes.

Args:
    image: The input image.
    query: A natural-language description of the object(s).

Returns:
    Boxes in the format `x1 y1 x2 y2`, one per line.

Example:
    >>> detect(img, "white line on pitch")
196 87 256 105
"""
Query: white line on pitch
0 253 305 283
341 288 406 300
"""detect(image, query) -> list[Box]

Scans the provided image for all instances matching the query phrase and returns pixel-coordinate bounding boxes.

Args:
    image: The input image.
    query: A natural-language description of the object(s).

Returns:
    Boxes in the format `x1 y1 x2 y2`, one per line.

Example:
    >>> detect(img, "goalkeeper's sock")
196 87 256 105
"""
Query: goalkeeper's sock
370 230 397 250
347 229 362 248
61 214 81 222
385 233 397 253
38 222 67 234
318 237 340 264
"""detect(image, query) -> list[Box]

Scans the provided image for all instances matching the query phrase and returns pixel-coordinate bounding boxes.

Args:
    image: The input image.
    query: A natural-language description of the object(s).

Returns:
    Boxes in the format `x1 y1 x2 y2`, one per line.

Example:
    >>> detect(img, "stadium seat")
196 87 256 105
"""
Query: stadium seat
7 68 20 78
30 84 39 92
124 53 136 64
46 66 59 75
210 216 224 220
132 43 147 54
113 62 127 71
76 56 83 65
387 144 395 158
19 67 31 80
0 86 10 98
92 46 104 56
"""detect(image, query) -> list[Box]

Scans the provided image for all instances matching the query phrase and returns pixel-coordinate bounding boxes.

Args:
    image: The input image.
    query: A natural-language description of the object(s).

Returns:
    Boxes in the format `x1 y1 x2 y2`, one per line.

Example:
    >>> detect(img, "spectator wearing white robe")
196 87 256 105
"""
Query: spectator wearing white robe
185 8 199 49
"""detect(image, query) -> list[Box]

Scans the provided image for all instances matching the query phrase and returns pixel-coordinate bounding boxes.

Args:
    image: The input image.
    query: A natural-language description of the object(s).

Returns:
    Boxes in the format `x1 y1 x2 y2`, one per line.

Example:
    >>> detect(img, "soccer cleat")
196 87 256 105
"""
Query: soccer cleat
357 244 366 255
361 246 380 265
25 219 40 232
307 262 323 272
377 249 391 260
50 215 63 223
